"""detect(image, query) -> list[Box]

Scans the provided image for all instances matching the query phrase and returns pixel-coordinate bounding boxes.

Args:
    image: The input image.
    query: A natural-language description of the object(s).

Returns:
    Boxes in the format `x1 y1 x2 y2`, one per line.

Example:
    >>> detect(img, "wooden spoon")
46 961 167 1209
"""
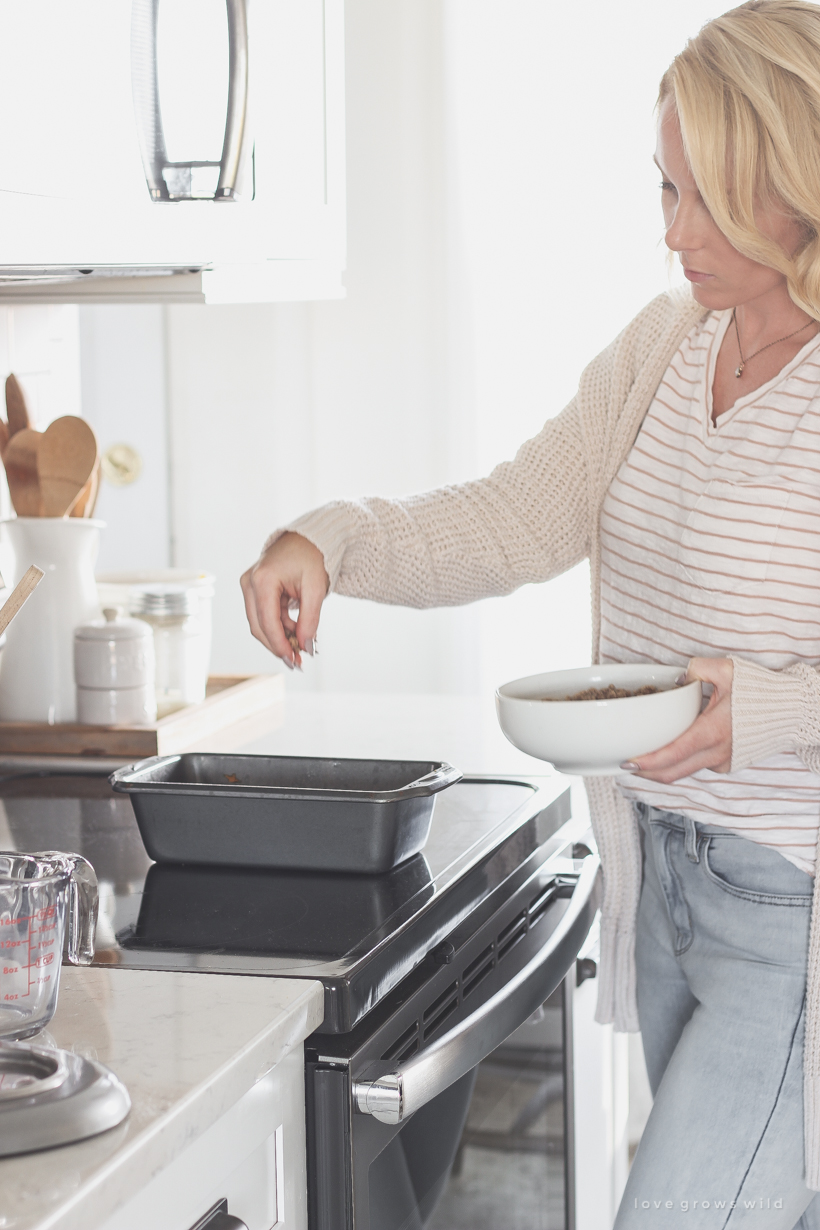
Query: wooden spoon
5 374 30 440
68 459 100 518
4 428 42 517
37 417 98 518
0 565 44 637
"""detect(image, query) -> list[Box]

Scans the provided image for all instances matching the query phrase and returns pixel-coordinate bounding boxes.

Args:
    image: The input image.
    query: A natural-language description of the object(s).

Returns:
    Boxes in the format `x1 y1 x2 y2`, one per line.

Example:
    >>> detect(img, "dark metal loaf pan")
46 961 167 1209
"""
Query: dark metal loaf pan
109 753 462 873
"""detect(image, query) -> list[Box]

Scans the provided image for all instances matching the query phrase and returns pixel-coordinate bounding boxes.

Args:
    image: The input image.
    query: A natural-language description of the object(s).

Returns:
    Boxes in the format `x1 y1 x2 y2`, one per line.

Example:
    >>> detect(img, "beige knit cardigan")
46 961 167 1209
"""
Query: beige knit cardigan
278 287 820 1187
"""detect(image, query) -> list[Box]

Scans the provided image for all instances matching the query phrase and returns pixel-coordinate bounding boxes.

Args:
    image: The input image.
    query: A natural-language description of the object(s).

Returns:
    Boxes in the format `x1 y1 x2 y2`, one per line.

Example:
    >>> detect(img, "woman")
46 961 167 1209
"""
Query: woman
242 2 820 1223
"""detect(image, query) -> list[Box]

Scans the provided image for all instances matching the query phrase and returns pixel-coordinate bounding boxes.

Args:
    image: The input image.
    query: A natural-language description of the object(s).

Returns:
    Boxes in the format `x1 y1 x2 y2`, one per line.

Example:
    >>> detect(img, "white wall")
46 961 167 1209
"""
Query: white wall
82 0 729 695
0 306 81 431
166 0 477 691
0 304 82 527
78 305 170 574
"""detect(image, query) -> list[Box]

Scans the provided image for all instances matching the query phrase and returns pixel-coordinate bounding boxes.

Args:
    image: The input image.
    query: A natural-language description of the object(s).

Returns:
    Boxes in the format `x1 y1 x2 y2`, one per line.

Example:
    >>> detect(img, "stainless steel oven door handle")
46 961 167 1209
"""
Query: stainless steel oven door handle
353 854 601 1125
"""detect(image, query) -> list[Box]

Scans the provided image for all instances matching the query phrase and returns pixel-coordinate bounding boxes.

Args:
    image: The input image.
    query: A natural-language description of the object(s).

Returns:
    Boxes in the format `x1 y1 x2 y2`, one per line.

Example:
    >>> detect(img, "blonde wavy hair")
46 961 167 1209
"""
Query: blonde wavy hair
660 0 820 319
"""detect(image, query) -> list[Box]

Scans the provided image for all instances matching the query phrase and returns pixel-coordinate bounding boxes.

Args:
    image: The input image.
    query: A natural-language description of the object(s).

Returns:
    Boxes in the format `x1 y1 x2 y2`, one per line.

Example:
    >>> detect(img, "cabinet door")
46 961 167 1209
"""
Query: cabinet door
0 0 345 273
572 921 629 1230
97 1048 309 1230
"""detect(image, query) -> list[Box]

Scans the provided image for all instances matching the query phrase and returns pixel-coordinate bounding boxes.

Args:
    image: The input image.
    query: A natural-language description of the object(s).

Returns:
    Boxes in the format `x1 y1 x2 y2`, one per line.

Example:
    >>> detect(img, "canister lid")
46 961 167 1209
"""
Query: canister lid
75 608 153 642
128 586 199 618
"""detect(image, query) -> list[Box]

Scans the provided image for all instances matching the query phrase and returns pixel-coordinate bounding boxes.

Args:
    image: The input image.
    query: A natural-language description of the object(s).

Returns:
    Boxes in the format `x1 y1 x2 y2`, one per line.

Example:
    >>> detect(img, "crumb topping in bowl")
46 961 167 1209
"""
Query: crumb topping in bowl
542 684 661 702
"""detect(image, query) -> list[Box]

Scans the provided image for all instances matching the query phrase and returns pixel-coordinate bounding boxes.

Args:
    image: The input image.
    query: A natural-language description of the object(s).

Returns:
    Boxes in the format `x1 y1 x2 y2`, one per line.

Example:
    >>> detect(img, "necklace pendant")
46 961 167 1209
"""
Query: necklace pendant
735 363 744 378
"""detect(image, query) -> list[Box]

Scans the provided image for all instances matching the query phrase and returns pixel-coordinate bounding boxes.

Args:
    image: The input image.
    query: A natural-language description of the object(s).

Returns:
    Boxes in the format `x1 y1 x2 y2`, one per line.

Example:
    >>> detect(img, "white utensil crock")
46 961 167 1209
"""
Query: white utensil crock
0 518 104 723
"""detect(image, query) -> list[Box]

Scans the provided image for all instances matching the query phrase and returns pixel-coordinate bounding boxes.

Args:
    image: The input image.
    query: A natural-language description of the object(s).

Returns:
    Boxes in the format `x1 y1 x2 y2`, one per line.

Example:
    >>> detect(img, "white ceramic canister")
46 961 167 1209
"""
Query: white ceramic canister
74 608 156 726
0 518 105 723
97 571 215 715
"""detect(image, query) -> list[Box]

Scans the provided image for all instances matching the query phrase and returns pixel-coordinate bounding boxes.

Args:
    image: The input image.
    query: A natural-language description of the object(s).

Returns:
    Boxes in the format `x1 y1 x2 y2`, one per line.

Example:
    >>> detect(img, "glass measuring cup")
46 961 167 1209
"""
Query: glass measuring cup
0 852 98 1040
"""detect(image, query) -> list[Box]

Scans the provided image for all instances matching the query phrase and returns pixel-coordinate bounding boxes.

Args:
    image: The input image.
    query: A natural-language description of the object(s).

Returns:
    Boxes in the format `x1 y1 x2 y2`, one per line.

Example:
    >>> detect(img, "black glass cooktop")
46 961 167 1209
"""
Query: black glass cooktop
0 772 576 1031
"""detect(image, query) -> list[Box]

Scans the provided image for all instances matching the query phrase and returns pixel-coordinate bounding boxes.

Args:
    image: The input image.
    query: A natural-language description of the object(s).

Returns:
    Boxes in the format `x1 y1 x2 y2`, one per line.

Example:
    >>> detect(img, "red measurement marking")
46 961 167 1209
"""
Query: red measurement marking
0 907 63 1003
0 913 35 928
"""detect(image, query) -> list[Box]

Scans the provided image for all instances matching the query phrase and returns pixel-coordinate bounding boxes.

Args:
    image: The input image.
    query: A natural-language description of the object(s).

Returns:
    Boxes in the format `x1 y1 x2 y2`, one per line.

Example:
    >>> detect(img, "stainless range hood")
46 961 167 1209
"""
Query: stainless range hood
0 263 345 305
0 267 207 304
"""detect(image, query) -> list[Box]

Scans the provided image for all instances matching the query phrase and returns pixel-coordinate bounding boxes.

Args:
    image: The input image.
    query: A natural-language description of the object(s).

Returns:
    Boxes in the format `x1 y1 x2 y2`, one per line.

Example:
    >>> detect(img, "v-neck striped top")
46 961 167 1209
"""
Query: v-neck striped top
601 308 820 874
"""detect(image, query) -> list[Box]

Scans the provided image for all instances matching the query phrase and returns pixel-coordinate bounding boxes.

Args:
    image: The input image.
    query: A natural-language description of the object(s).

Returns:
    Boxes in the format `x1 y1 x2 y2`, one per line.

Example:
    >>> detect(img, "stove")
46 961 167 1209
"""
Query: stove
0 769 600 1230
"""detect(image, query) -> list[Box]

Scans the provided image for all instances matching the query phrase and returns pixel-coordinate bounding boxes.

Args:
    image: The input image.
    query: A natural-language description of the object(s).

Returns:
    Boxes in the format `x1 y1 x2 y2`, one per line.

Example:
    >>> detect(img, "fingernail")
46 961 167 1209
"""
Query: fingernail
313 635 319 657
283 657 294 672
304 638 315 657
620 761 640 772
675 672 687 686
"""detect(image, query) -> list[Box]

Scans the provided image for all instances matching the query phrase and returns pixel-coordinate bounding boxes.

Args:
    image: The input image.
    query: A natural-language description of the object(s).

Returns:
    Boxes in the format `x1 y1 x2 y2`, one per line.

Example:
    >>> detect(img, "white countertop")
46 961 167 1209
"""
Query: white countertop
239 688 557 769
237 689 589 821
0 968 324 1230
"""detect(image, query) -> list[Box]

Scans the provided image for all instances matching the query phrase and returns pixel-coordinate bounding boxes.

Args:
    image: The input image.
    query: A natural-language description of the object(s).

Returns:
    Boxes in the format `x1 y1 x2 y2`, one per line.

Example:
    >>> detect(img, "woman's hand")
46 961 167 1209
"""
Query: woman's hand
621 657 734 783
240 532 330 669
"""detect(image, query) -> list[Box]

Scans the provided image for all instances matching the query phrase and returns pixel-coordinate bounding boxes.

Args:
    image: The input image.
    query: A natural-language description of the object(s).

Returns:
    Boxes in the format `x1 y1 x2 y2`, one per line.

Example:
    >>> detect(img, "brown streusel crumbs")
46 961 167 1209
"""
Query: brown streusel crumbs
542 684 661 702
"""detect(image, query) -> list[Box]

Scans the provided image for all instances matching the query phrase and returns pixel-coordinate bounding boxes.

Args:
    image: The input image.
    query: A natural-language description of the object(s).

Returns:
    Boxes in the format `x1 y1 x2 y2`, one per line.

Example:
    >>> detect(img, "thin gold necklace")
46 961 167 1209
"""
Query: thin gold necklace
731 309 817 378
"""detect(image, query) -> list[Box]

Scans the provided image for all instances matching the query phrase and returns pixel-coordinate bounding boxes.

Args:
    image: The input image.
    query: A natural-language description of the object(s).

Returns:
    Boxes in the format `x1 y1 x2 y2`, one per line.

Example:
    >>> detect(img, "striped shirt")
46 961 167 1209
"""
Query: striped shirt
600 308 820 874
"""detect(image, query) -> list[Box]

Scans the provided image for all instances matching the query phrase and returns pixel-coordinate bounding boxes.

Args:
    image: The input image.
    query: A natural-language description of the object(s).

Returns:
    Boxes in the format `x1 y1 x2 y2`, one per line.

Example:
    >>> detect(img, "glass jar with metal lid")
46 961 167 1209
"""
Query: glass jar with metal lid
129 585 210 717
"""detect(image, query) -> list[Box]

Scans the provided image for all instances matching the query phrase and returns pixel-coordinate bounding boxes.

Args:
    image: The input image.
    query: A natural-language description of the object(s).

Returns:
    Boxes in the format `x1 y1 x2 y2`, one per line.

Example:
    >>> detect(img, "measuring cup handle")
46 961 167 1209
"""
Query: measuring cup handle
62 854 98 965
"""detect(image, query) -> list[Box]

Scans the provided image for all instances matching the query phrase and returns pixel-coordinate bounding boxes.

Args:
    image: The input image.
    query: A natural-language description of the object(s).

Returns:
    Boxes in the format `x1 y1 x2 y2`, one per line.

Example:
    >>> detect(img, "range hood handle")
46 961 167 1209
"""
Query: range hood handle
131 0 249 202
131 0 168 200
353 854 601 1125
216 0 249 200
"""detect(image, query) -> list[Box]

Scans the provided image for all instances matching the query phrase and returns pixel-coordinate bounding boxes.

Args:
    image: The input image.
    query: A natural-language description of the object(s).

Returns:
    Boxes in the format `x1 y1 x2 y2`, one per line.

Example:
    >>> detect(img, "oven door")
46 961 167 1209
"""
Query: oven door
308 853 600 1230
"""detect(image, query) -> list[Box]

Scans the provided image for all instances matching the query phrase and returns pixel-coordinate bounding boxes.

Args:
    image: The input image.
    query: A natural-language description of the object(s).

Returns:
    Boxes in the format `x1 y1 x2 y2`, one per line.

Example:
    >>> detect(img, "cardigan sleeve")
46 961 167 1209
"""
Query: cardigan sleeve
264 291 702 612
271 390 595 610
730 656 820 775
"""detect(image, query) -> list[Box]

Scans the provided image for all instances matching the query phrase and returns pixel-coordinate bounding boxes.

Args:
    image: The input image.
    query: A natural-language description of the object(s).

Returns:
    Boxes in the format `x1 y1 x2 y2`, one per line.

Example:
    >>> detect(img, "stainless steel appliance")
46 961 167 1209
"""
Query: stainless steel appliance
0 770 600 1230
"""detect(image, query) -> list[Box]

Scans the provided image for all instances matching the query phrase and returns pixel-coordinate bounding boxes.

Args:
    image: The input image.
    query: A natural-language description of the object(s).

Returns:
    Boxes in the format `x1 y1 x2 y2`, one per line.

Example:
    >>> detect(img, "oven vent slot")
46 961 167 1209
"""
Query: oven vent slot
528 882 557 927
463 943 494 984
462 944 495 999
397 1038 419 1062
498 910 527 947
382 1021 419 1062
423 981 459 1024
423 995 459 1041
497 910 528 961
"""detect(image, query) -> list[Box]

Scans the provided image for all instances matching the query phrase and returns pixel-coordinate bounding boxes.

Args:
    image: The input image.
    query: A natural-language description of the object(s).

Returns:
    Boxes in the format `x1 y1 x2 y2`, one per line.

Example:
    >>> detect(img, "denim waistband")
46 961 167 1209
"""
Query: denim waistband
634 800 739 839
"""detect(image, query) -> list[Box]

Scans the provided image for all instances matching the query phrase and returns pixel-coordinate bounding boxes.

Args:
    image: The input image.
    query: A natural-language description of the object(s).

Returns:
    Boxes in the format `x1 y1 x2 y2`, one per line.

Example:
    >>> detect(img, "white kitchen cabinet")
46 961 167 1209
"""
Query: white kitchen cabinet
573 921 630 1230
0 0 345 304
97 1047 308 1230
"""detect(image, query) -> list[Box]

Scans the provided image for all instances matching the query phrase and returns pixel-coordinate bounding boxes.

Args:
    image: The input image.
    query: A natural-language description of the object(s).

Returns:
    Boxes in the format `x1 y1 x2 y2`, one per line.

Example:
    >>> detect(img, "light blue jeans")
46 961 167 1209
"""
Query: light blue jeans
614 804 819 1228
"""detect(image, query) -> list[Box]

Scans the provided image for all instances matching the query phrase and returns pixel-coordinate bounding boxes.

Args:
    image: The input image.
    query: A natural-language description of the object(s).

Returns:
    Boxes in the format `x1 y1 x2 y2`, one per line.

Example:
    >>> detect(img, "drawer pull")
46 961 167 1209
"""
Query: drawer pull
187 1197 248 1230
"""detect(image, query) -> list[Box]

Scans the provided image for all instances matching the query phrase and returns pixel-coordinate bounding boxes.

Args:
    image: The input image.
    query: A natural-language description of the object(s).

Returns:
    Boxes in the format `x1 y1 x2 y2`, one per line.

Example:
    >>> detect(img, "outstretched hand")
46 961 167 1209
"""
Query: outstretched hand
240 532 329 669
621 657 734 783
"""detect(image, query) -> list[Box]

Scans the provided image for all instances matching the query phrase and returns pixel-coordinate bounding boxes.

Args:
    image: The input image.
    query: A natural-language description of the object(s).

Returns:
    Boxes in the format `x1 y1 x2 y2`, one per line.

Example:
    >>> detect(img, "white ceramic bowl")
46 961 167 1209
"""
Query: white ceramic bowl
496 663 702 775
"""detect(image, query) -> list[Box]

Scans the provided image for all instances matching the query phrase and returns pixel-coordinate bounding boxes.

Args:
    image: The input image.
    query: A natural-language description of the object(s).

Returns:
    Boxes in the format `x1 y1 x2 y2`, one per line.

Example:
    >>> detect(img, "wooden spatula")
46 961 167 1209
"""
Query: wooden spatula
0 565 44 637
5 374 30 441
37 417 98 518
4 428 42 517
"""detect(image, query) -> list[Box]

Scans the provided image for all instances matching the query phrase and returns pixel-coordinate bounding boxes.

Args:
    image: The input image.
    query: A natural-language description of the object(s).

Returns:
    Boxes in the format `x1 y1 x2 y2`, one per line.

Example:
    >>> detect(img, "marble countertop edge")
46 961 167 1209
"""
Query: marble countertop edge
35 978 324 1230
